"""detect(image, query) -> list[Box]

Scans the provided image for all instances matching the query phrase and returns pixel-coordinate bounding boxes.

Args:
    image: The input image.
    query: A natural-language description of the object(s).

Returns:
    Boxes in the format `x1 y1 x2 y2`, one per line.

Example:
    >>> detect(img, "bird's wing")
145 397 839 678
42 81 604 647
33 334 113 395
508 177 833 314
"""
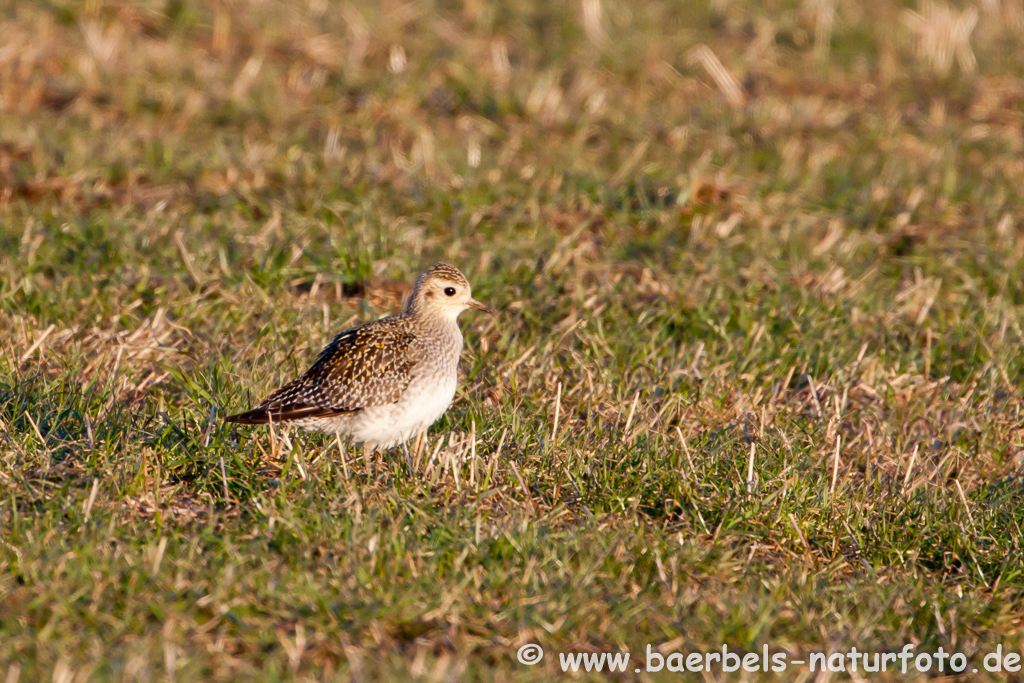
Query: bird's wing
226 318 417 425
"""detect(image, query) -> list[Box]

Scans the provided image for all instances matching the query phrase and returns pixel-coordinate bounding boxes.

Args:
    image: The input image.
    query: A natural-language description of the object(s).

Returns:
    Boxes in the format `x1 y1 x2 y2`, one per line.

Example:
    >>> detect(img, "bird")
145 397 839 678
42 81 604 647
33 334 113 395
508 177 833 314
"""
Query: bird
225 263 492 467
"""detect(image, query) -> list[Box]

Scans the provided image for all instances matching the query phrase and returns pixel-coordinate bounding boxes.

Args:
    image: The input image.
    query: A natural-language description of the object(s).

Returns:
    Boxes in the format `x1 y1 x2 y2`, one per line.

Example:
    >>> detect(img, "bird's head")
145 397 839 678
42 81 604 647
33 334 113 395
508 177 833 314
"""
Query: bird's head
408 263 493 321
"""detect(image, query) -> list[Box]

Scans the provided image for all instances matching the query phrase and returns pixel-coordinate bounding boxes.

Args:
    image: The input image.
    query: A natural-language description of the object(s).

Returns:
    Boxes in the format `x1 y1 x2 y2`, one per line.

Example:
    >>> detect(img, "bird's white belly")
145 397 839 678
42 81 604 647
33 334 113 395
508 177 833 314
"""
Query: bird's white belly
346 372 458 447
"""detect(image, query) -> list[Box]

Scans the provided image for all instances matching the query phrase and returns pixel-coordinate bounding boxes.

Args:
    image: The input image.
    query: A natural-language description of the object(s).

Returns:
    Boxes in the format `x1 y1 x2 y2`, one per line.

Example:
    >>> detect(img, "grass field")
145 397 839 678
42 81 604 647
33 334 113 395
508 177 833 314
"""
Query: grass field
3 0 1024 679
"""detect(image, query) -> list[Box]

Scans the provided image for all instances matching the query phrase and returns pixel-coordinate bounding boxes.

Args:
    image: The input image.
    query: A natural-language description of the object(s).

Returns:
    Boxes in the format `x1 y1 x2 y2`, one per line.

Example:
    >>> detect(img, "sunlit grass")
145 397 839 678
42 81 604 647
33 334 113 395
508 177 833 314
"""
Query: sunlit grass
2 0 1024 679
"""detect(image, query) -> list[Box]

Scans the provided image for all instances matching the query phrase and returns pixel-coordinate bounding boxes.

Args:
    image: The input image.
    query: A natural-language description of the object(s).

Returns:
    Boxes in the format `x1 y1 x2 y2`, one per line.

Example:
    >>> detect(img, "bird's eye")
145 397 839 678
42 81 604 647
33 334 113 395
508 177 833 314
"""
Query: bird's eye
444 287 456 296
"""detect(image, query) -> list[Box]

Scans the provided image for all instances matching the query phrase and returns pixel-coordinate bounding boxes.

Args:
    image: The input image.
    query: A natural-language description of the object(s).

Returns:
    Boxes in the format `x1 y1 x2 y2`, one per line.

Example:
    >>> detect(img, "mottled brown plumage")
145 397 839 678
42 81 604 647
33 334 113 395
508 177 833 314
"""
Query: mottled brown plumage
226 263 492 448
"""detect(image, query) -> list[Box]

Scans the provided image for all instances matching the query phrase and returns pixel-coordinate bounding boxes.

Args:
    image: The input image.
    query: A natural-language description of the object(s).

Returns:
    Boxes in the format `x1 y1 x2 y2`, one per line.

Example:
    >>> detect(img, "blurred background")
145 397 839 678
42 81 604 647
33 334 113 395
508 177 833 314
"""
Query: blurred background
4 0 1023 266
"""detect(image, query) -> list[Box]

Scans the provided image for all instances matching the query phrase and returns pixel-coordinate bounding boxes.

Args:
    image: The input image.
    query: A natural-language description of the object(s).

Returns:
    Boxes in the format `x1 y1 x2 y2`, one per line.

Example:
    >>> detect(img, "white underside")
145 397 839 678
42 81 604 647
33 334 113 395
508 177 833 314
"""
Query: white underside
296 371 458 447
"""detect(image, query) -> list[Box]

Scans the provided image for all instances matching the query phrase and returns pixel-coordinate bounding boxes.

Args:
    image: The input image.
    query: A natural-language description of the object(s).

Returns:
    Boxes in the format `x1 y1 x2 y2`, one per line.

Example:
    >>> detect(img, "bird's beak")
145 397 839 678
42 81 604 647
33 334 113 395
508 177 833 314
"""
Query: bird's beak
467 298 495 314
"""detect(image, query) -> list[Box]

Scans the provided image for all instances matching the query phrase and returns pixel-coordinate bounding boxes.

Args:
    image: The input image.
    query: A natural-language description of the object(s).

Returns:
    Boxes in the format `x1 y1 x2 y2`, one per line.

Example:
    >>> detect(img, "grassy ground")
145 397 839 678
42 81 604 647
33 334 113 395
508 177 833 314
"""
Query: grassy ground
3 0 1024 679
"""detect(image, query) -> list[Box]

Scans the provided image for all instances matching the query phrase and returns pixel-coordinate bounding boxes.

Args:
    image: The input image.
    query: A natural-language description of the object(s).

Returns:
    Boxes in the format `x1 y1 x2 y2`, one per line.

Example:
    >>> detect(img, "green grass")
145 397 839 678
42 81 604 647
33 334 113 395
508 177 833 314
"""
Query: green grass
2 0 1024 679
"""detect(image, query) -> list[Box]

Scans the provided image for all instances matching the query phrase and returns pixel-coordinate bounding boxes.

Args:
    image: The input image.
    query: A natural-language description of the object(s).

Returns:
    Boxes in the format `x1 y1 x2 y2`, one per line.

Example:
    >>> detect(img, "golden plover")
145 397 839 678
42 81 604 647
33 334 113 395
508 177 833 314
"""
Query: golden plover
226 263 492 451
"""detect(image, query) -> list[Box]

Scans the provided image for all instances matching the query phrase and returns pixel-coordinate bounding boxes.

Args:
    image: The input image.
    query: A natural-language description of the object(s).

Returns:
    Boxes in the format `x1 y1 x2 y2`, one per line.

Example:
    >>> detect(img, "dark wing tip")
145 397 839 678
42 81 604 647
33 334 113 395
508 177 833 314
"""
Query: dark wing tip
224 404 360 426
224 408 271 424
